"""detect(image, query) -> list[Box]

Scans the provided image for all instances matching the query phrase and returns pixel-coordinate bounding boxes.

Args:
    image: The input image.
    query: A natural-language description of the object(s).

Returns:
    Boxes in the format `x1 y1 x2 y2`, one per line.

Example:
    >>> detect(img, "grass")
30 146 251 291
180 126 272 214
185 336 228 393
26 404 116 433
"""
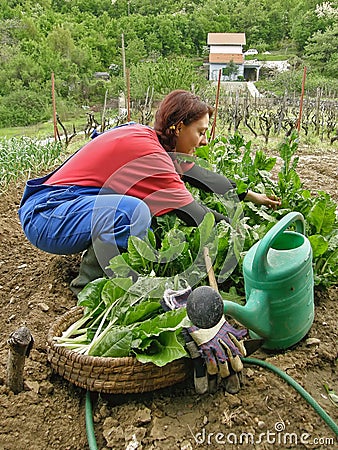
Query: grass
0 126 94 192
245 53 294 61
0 117 90 140
0 106 121 191
0 121 56 139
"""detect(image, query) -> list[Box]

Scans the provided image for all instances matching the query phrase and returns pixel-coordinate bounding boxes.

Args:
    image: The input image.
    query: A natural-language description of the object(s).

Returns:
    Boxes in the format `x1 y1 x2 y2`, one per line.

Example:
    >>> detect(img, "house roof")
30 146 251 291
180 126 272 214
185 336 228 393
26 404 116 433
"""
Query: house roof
207 33 246 45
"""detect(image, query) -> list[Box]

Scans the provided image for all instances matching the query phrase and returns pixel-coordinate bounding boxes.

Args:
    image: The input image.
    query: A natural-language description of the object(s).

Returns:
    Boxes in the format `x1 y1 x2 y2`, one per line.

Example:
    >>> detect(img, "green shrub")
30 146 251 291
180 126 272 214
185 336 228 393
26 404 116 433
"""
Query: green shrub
0 89 50 127
256 68 338 97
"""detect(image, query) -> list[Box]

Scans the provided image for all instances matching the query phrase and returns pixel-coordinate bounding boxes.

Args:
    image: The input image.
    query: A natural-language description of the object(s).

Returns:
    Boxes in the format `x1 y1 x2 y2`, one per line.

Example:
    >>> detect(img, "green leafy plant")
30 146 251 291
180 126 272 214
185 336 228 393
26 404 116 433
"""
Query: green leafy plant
323 384 338 408
194 130 338 289
109 212 218 286
54 276 189 366
275 131 338 287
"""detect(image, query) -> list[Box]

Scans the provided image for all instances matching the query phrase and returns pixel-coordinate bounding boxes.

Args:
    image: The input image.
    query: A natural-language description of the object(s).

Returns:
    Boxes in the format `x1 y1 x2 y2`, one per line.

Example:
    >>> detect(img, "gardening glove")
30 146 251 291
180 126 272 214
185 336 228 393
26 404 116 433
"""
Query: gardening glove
162 286 212 394
188 316 247 380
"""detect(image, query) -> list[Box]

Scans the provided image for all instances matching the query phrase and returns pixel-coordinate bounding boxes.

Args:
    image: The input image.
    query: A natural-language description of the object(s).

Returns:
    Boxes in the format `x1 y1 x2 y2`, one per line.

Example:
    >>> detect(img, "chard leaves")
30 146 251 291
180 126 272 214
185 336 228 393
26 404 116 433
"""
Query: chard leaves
122 300 162 325
78 278 107 310
56 275 189 366
307 192 337 235
87 302 187 365
134 330 187 366
88 327 133 357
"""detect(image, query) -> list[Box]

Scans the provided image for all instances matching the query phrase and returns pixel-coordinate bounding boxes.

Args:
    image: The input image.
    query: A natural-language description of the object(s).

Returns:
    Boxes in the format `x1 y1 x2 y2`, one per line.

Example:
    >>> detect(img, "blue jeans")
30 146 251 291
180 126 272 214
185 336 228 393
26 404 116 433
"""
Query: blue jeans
18 178 151 255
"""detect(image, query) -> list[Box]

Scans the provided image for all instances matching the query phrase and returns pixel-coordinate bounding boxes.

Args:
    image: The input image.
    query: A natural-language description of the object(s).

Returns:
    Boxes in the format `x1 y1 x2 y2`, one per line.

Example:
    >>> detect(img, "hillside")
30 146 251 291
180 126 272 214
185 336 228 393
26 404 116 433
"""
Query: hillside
1 0 337 127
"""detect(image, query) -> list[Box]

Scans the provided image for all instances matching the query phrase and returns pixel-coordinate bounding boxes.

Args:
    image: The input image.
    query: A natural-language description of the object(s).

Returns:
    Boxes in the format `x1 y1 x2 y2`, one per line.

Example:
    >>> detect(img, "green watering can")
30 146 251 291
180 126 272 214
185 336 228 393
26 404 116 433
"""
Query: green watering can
187 212 315 351
231 211 314 349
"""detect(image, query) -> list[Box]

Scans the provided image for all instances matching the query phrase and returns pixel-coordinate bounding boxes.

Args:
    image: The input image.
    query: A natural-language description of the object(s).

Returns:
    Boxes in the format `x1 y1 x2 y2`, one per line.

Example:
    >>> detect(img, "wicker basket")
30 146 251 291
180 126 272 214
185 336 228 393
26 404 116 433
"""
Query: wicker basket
47 306 191 394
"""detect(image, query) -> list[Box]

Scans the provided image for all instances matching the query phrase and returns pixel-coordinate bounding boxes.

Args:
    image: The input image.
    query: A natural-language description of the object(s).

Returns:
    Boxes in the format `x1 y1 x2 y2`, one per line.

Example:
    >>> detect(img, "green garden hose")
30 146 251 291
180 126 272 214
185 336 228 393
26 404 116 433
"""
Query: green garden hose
85 358 338 449
243 357 338 436
85 391 98 450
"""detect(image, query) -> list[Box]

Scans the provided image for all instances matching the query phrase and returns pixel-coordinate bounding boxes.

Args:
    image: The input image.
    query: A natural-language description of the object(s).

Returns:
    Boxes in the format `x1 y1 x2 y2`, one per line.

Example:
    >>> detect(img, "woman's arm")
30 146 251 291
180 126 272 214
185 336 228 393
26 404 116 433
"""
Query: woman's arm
182 164 247 200
244 190 281 209
173 199 230 227
182 164 281 209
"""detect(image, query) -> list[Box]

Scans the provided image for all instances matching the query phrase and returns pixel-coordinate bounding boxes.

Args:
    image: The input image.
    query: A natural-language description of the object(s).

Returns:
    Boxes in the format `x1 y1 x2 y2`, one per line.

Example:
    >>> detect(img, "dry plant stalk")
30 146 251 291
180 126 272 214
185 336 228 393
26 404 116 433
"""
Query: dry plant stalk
7 327 34 394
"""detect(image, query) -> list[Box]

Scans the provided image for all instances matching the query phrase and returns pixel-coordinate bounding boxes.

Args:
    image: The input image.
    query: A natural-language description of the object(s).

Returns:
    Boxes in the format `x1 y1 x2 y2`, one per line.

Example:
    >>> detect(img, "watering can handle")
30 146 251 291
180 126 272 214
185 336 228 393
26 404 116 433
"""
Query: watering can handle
252 211 305 277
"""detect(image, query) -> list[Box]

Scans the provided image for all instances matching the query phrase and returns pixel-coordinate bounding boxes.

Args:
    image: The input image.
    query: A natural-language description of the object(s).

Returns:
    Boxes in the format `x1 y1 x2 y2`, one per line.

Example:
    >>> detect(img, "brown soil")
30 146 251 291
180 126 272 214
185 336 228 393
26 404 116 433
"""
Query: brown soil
0 144 337 450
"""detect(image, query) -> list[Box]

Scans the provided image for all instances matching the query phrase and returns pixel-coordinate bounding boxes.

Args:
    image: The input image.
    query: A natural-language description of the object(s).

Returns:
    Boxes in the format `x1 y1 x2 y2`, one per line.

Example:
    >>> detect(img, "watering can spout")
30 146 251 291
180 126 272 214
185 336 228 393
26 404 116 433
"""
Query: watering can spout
223 289 271 339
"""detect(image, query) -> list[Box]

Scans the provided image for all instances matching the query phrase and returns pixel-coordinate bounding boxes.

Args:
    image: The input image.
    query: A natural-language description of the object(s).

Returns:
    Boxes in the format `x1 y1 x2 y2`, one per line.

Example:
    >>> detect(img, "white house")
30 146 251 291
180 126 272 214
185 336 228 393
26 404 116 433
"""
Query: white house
207 33 245 81
207 32 261 82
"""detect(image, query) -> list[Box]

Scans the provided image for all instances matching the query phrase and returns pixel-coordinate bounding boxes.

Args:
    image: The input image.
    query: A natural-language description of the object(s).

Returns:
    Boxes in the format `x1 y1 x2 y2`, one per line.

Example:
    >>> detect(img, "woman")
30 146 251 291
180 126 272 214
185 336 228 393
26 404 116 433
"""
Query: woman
18 90 280 294
19 90 279 394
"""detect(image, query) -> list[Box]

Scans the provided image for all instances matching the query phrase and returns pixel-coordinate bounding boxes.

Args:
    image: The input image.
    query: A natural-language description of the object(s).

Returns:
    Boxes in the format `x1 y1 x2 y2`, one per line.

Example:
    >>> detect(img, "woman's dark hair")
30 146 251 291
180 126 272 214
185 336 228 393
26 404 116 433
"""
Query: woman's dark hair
154 90 214 152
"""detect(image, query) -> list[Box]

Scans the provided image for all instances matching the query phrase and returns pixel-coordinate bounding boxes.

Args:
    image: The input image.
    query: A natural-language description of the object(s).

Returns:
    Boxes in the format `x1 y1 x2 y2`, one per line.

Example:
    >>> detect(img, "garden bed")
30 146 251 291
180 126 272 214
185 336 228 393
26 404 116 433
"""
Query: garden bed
0 143 337 449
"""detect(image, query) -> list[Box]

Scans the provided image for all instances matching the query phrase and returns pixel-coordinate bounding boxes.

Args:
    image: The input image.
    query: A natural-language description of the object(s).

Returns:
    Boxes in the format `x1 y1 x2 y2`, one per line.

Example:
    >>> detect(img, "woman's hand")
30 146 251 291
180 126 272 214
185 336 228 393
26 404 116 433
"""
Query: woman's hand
244 190 281 210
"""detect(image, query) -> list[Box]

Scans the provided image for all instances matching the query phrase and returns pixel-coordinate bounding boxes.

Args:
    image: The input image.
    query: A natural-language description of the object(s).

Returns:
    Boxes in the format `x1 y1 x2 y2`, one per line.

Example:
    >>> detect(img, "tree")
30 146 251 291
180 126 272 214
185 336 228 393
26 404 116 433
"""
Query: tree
125 38 147 66
222 61 239 80
290 0 328 50
304 23 338 76
0 89 50 127
303 1 338 76
47 26 75 58
128 56 209 99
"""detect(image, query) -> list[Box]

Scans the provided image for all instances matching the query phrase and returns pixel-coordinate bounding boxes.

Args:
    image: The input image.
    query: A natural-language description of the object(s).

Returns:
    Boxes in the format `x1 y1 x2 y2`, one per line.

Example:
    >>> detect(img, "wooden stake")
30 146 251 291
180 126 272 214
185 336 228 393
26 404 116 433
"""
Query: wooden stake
203 246 219 292
51 72 58 142
7 327 34 394
121 33 127 111
210 68 222 141
296 66 307 132
101 89 108 130
126 67 131 122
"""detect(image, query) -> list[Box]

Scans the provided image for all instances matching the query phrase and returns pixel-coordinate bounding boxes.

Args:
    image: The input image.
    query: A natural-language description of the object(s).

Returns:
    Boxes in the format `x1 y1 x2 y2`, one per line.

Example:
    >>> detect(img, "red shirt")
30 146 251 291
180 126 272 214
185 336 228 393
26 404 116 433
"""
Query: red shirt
46 124 194 216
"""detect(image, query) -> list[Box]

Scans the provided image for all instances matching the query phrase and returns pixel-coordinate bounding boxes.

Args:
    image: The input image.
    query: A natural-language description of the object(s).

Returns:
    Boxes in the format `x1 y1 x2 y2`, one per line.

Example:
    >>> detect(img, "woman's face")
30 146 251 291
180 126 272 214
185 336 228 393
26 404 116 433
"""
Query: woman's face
175 113 209 155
